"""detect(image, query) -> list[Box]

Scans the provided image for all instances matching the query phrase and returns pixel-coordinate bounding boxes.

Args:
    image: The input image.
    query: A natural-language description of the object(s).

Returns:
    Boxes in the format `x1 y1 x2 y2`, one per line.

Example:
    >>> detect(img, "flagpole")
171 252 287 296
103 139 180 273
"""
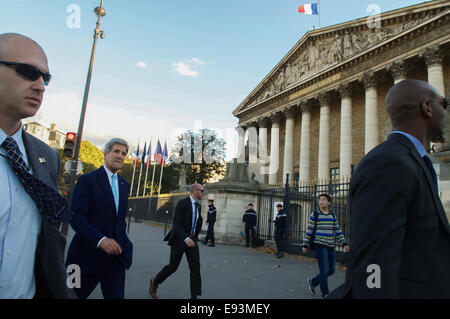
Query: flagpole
129 158 136 196
150 161 156 197
147 159 157 215
158 163 164 196
318 0 321 28
143 140 151 197
136 158 144 197
158 141 168 196
129 139 139 197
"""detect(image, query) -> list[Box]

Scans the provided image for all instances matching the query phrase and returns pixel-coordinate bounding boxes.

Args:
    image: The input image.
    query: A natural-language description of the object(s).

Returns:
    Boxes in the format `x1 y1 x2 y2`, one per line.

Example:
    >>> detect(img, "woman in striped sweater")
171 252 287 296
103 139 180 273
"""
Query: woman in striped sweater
302 194 349 298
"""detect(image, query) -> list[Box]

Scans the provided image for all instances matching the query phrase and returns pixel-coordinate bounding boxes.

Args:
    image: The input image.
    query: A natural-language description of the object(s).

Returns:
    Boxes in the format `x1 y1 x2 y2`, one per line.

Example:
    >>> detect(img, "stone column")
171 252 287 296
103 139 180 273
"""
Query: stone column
247 122 258 165
339 84 353 180
299 102 311 184
257 117 269 165
268 113 281 185
317 93 331 182
363 72 379 154
282 107 296 184
236 125 246 163
421 46 445 96
422 46 447 152
387 60 408 84
246 122 260 183
257 117 269 184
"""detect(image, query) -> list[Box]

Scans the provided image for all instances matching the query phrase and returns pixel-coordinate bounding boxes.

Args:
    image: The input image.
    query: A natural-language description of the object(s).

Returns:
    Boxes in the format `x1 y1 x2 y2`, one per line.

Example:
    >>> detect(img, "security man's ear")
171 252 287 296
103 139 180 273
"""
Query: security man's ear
421 99 433 119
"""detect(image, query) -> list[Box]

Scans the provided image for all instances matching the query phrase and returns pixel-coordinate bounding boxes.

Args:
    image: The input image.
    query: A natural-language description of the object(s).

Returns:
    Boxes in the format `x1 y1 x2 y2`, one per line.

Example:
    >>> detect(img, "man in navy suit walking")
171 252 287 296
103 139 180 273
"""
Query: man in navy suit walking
66 138 133 299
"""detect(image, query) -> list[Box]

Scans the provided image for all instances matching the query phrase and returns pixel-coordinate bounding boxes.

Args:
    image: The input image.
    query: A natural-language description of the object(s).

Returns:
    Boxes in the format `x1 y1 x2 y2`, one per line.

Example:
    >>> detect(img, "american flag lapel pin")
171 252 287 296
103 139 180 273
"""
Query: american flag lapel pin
39 157 47 164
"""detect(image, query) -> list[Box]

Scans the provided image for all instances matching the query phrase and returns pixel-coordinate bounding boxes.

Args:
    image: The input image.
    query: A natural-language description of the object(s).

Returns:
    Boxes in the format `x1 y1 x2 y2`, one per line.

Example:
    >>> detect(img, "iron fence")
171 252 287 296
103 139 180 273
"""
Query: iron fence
257 182 351 256
128 193 189 225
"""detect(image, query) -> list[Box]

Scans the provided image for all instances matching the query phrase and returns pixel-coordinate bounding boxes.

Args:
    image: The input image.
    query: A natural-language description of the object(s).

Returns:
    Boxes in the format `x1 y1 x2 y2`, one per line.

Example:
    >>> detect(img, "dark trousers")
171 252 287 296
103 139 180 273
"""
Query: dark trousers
154 239 201 297
204 222 215 243
74 258 125 299
311 247 336 297
275 230 284 253
245 224 256 246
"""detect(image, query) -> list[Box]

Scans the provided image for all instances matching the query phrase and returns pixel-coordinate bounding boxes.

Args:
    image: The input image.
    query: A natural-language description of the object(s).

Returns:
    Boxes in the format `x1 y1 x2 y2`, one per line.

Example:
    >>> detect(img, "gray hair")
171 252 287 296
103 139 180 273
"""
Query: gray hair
105 138 129 154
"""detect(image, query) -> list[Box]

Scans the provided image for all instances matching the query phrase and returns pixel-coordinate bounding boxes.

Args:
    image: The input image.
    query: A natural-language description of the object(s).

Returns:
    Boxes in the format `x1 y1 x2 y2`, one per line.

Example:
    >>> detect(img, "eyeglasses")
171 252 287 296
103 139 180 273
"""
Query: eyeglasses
0 60 51 86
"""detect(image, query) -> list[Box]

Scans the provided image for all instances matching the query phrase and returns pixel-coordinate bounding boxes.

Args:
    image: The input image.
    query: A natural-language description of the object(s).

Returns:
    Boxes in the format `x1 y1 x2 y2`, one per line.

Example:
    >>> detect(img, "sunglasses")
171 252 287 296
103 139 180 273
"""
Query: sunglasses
0 60 51 86
443 97 448 110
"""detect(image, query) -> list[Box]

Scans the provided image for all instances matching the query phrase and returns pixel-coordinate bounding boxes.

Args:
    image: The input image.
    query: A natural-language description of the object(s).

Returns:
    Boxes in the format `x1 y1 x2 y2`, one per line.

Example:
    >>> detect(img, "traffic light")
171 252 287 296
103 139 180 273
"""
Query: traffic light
63 132 76 157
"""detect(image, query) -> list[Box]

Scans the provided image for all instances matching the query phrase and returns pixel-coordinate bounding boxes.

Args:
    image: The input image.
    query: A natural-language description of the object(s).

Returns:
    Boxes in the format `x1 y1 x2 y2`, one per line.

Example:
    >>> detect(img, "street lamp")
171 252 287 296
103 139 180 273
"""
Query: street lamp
61 0 107 236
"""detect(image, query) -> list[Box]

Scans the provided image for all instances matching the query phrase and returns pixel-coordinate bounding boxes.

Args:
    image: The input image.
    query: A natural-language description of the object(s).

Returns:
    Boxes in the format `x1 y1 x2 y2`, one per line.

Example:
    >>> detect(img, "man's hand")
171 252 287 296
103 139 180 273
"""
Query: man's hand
185 238 196 248
302 247 308 254
99 238 122 255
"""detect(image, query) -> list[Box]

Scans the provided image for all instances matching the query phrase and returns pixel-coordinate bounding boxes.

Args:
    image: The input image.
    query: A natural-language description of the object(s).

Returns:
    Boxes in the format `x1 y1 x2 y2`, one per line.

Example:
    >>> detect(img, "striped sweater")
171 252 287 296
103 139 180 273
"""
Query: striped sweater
302 210 347 249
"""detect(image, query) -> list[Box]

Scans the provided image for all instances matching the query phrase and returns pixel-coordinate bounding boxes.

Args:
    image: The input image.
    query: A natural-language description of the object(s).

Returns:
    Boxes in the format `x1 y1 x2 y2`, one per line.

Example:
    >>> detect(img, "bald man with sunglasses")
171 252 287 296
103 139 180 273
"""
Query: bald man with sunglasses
0 33 75 298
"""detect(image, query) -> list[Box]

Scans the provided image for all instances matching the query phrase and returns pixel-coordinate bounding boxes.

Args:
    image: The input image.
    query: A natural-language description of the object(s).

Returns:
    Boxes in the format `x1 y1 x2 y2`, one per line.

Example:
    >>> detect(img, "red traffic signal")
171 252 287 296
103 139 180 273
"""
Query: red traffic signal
66 132 76 142
63 132 77 157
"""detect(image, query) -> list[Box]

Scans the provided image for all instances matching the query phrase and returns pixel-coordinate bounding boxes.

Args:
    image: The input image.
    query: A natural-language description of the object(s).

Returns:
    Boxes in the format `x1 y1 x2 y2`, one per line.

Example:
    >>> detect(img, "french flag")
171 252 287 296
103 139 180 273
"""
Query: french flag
298 3 319 15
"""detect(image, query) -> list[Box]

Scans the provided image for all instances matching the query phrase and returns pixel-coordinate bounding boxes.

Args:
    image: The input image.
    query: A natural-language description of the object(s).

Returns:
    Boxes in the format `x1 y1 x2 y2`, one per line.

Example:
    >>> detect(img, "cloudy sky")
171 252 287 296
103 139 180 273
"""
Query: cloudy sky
1 0 428 159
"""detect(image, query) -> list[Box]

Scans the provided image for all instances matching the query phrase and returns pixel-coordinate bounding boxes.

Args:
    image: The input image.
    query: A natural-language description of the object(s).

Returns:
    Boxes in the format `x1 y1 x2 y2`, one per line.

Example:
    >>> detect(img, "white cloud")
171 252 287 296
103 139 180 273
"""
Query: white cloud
172 61 199 77
135 61 149 69
190 58 205 65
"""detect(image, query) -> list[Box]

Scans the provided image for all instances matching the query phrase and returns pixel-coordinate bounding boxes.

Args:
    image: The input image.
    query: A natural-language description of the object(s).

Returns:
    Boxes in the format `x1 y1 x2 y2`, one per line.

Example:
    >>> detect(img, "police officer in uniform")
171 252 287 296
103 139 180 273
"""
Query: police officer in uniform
273 203 287 258
202 199 216 247
242 203 257 247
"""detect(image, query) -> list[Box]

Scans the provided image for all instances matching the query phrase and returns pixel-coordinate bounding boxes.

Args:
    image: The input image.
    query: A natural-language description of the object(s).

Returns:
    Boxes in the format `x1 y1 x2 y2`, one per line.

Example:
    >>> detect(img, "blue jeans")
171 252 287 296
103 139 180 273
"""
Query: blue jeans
311 247 336 297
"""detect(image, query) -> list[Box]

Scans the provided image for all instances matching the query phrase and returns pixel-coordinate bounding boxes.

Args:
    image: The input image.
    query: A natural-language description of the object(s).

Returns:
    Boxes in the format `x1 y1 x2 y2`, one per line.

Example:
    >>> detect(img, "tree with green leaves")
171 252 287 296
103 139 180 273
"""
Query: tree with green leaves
171 128 226 185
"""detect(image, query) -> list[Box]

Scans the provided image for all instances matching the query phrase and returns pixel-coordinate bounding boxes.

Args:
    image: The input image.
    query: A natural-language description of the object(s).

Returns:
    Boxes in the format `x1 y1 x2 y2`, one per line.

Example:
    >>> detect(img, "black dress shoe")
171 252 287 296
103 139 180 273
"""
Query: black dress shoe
208 243 215 247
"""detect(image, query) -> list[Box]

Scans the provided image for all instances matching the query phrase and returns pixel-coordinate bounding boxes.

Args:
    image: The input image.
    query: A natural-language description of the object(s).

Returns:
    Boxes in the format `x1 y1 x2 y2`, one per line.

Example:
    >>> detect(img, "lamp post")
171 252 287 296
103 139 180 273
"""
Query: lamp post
61 0 106 235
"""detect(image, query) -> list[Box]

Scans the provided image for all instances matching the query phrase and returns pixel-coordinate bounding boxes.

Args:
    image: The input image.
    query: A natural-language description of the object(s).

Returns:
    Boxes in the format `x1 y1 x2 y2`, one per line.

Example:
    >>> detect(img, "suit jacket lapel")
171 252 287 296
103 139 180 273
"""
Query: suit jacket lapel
410 149 450 232
117 174 127 218
22 131 52 186
392 134 450 232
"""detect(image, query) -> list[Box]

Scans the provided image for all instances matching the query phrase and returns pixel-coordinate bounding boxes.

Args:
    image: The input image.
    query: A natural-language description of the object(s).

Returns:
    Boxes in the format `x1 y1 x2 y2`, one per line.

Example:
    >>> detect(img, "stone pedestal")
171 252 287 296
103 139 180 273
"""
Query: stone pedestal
203 181 259 245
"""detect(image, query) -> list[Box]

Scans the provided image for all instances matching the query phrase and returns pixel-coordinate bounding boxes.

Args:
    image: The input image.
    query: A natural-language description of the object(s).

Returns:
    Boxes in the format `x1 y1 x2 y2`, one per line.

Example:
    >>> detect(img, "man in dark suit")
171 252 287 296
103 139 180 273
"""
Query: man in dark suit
0 33 75 298
66 138 133 299
337 79 450 298
149 183 204 299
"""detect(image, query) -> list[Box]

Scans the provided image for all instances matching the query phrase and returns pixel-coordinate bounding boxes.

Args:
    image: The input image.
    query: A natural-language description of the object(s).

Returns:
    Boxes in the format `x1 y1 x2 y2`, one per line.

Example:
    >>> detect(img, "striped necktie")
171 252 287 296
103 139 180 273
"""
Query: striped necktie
1 136 67 225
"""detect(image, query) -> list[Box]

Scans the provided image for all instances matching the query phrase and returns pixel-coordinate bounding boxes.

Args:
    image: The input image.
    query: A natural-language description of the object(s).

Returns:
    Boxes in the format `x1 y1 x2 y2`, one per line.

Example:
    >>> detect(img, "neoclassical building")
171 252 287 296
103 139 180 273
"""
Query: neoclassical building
233 0 449 186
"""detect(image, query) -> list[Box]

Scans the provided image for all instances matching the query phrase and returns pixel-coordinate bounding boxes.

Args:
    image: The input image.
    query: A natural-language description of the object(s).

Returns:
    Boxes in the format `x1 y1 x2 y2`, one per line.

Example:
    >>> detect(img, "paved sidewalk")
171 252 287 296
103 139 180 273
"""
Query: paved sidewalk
66 222 346 299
